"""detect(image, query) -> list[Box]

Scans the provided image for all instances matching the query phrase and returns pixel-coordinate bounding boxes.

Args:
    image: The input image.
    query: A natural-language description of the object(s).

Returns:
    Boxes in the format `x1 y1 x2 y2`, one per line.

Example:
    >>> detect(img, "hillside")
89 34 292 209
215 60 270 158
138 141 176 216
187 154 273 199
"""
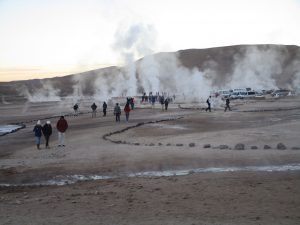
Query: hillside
0 44 299 101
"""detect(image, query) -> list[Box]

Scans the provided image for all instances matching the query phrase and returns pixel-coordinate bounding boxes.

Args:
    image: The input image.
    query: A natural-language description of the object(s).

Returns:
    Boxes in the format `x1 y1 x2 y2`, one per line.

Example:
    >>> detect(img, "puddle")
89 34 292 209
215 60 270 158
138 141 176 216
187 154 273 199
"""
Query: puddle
1 163 300 187
0 125 23 134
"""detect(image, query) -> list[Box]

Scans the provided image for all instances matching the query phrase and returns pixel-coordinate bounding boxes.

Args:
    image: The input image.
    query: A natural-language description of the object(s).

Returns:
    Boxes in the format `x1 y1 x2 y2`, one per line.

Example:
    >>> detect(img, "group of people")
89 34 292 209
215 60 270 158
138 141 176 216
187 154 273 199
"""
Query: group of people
159 96 169 110
73 102 108 118
113 98 133 123
33 95 232 149
33 116 68 150
141 92 174 106
205 96 231 112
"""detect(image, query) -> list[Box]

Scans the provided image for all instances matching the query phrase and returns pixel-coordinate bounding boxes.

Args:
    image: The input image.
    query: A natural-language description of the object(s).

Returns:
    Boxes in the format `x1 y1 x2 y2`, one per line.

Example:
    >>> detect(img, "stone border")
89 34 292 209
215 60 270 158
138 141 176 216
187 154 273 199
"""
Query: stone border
102 116 184 144
103 126 300 150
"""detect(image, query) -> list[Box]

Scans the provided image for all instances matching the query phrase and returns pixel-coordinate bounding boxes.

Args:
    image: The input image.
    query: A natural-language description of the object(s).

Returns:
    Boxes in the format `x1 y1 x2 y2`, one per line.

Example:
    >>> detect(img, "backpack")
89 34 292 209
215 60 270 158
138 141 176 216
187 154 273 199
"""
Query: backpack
206 98 209 104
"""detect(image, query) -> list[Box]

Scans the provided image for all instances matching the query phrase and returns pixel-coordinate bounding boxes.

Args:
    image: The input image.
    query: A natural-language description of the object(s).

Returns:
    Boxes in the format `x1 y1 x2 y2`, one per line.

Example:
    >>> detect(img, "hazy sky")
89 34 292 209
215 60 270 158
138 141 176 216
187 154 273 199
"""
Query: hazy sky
0 0 299 81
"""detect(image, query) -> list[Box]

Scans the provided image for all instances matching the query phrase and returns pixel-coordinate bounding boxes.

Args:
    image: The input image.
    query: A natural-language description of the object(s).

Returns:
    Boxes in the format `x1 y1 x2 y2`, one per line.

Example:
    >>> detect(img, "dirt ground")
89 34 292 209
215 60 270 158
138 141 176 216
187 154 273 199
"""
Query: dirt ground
0 97 300 225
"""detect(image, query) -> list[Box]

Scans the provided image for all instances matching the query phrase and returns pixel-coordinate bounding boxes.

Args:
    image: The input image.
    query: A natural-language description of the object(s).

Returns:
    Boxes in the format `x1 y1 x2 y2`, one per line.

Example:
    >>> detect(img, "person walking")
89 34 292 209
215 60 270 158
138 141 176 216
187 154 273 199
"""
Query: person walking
114 103 121 122
205 96 212 112
42 120 52 149
224 98 231 112
56 116 68 147
33 120 43 150
160 96 165 110
130 97 135 110
91 103 97 118
73 103 79 116
102 101 107 116
151 95 155 108
164 98 169 110
124 103 131 122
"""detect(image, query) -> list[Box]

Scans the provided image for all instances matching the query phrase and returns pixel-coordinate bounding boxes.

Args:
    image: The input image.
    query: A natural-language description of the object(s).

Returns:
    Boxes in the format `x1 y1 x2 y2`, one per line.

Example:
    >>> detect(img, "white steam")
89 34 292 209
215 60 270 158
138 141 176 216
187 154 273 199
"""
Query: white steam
230 46 282 90
21 23 300 105
21 81 61 102
137 53 212 100
112 23 157 96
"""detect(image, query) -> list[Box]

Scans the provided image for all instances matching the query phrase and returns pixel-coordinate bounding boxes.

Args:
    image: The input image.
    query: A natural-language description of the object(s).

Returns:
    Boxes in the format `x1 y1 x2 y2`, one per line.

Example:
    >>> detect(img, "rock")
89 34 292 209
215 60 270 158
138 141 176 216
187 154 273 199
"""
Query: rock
166 143 171 146
277 143 287 150
251 146 258 150
158 143 163 146
234 143 245 150
219 145 229 149
176 144 183 146
15 200 22 205
291 147 300 150
149 143 155 146
203 144 211 148
134 143 140 146
264 145 271 149
189 143 195 147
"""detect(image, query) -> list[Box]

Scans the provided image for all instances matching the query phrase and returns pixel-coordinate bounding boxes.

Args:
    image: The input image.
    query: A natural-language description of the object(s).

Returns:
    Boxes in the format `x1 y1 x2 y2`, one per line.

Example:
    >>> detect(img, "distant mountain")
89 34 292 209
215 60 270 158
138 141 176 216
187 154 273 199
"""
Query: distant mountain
0 44 299 101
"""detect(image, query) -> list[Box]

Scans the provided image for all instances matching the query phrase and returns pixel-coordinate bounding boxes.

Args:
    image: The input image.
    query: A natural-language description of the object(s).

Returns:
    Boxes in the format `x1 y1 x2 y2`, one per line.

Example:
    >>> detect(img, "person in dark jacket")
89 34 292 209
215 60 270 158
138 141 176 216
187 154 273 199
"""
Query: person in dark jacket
73 103 79 116
124 103 131 122
114 103 121 122
130 97 135 110
164 98 169 110
103 101 107 116
205 96 211 112
224 98 231 112
33 120 43 149
91 103 97 118
160 96 165 110
56 116 68 147
42 120 52 149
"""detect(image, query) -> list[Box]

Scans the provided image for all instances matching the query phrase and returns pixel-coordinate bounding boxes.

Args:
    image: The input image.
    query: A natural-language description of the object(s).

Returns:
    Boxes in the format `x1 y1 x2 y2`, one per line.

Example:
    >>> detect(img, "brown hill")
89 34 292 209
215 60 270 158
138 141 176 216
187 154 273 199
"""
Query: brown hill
0 44 299 101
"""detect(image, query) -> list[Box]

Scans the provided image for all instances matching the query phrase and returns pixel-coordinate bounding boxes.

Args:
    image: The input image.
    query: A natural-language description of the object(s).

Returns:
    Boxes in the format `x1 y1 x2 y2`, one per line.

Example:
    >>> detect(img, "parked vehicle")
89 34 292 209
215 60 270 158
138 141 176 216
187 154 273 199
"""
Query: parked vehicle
244 91 256 98
216 90 231 98
232 88 247 93
271 89 290 97
229 92 241 99
230 91 256 99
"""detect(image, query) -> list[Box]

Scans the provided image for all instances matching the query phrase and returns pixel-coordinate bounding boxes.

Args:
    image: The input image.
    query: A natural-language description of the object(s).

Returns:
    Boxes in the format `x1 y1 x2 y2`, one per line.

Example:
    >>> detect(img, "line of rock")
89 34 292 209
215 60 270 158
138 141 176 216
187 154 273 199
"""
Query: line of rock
102 116 184 143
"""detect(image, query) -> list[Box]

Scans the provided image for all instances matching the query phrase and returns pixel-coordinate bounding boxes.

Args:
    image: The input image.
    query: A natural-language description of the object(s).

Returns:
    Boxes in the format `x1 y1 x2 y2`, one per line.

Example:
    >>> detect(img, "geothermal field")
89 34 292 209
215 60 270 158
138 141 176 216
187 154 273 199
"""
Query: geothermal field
0 94 300 225
1 45 300 224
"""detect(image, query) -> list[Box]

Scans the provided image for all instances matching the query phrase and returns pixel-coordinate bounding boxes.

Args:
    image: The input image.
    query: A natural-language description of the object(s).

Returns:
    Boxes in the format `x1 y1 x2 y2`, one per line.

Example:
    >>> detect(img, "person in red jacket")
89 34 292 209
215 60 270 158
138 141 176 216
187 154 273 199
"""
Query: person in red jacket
56 116 68 147
124 103 131 122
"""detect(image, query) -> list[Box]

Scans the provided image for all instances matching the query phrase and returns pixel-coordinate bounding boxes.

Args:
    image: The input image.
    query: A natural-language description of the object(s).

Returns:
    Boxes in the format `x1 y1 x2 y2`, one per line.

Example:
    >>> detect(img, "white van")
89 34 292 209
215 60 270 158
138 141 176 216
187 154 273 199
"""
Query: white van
217 90 231 98
239 91 256 99
230 91 256 99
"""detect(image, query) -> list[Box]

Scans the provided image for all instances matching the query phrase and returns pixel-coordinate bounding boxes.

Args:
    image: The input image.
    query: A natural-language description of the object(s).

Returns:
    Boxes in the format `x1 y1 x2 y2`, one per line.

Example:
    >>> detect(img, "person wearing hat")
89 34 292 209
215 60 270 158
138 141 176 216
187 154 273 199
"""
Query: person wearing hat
33 120 43 149
42 121 52 149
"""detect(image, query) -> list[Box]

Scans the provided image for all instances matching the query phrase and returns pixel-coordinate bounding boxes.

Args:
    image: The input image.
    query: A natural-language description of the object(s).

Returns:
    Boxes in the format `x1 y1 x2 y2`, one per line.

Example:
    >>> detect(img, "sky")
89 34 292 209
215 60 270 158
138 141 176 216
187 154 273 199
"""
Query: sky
0 0 299 82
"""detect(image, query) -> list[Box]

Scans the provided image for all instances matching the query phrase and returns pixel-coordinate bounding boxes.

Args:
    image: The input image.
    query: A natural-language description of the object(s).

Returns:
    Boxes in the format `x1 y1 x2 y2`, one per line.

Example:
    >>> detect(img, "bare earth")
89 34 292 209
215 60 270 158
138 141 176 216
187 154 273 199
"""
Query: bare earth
0 97 300 225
